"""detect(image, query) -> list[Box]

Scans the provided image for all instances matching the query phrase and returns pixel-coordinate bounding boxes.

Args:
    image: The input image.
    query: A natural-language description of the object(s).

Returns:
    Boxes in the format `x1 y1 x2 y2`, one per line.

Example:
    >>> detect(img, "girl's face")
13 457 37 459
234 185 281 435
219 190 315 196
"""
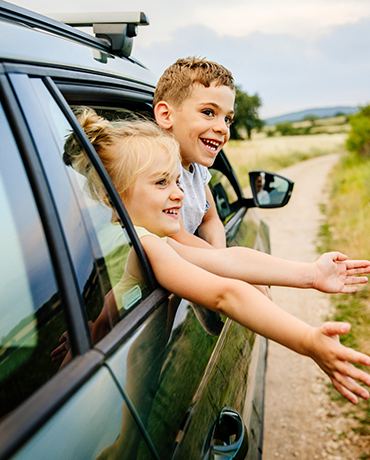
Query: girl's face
123 155 184 238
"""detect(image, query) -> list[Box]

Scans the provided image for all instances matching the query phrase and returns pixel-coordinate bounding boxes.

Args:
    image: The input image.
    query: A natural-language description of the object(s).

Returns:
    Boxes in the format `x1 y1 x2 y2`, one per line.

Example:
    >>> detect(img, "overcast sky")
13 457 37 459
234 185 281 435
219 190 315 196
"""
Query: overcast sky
11 0 370 118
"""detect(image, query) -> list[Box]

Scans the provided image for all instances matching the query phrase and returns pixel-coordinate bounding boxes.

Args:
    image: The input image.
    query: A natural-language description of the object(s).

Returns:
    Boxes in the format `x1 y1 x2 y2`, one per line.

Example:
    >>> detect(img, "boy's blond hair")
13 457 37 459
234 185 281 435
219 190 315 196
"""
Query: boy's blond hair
153 57 235 108
64 107 180 204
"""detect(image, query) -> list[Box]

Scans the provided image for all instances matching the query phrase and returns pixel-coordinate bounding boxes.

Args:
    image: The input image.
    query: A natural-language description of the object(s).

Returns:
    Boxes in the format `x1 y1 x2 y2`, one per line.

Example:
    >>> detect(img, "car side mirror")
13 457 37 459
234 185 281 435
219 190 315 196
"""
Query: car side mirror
249 170 294 208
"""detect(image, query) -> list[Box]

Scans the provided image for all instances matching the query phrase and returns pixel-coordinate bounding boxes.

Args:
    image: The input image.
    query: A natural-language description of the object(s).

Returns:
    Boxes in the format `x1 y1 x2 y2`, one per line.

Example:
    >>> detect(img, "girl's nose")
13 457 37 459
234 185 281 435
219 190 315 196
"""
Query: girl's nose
171 183 184 200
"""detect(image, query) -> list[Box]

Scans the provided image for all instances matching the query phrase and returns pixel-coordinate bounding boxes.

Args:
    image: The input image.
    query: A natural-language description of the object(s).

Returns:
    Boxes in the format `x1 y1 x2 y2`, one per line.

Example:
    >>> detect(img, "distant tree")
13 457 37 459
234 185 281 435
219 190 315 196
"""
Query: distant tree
275 122 296 136
303 115 318 125
230 86 264 140
346 105 370 157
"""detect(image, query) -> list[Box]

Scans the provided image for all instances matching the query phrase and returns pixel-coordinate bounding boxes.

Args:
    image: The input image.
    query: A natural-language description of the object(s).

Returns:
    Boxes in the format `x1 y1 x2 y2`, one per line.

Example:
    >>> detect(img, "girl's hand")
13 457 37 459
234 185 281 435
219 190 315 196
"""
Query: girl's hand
307 322 370 404
51 331 70 363
313 252 370 293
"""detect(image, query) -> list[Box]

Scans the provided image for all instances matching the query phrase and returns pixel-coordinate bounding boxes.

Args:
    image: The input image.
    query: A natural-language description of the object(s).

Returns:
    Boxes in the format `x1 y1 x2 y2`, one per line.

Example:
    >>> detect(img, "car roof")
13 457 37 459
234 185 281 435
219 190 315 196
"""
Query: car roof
0 1 158 89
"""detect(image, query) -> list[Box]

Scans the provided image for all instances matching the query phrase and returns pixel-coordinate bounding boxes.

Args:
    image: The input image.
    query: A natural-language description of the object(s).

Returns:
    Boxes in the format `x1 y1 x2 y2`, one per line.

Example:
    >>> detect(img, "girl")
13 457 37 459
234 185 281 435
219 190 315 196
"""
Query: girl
66 107 370 405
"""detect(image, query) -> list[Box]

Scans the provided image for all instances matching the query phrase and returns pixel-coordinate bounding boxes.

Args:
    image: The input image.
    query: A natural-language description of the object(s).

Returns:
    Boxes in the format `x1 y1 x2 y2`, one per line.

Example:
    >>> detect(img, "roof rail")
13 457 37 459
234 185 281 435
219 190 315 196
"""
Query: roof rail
0 0 148 58
49 12 149 57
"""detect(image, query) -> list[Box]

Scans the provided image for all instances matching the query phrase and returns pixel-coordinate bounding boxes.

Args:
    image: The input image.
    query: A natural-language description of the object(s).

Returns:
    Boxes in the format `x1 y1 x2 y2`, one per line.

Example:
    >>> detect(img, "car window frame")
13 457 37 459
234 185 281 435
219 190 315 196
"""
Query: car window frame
0 70 108 460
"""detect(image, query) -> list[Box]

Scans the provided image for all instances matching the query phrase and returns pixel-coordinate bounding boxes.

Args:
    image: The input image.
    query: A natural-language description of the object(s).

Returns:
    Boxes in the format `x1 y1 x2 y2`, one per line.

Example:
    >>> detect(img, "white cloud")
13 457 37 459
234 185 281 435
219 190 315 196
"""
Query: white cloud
9 0 370 117
194 0 370 40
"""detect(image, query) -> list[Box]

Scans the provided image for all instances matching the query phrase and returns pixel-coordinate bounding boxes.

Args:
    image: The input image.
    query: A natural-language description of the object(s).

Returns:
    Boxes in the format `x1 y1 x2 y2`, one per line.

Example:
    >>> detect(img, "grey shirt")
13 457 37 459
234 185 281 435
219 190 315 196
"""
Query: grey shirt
179 162 212 234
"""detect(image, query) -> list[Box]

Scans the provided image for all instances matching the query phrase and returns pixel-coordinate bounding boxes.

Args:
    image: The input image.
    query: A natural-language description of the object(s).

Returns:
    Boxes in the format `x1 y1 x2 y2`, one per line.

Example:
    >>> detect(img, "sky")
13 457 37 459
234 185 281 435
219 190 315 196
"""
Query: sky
10 0 370 119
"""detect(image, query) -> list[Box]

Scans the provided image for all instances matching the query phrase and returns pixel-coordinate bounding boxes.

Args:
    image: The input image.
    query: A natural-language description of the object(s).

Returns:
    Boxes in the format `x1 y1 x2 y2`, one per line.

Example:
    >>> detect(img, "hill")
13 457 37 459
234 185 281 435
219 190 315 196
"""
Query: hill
263 106 359 126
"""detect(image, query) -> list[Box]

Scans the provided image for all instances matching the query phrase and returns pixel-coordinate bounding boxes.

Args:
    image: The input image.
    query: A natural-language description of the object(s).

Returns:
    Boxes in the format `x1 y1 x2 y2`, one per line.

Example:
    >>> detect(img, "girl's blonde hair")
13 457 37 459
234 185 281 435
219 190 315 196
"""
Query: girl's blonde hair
64 107 180 203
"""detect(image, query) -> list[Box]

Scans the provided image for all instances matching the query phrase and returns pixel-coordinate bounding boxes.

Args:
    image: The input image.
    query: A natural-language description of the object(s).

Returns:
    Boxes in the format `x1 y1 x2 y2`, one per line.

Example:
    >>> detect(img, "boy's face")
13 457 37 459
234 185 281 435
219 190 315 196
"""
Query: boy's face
123 156 184 238
162 82 235 171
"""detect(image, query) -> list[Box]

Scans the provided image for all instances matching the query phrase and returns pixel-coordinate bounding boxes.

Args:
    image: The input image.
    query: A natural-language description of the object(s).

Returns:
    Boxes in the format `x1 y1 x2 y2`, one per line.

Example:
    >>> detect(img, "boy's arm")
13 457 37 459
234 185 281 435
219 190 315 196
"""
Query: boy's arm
140 234 370 404
167 239 370 293
196 186 226 249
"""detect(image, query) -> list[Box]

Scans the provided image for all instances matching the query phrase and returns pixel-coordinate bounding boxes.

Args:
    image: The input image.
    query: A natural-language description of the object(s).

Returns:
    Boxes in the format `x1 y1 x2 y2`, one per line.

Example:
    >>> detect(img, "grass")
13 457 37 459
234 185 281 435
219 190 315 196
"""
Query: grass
317 153 370 354
317 152 370 455
224 132 348 188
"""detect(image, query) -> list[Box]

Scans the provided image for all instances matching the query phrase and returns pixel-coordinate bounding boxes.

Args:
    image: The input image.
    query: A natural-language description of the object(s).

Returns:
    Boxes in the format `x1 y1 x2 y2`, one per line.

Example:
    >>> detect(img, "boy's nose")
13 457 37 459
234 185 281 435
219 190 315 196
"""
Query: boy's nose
213 117 229 135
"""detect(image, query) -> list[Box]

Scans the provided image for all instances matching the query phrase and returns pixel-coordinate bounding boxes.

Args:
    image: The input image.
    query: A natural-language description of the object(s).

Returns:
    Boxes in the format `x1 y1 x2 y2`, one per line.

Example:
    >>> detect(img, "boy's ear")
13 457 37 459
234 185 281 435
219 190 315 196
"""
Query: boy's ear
154 101 174 129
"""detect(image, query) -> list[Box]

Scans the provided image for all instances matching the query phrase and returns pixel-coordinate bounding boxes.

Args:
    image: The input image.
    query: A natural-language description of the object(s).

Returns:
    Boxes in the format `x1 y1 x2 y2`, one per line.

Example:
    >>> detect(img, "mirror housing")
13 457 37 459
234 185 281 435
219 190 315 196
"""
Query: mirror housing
249 170 294 209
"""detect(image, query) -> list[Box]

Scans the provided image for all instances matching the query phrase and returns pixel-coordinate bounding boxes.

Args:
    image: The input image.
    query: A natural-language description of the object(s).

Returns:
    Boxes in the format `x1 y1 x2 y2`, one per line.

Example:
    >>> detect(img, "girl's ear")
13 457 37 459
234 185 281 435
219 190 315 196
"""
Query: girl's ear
154 101 174 129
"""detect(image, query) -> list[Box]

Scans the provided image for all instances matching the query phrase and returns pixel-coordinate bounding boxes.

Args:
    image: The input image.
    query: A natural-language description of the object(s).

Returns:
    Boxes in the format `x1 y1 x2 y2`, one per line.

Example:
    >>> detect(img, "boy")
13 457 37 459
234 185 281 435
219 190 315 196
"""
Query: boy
153 57 272 313
153 57 235 249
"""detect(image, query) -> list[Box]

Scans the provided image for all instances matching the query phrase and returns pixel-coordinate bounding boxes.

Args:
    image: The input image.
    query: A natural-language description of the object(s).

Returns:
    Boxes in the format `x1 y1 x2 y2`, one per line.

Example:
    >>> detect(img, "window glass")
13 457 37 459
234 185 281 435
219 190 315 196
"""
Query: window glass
28 80 149 339
0 103 65 419
209 169 239 222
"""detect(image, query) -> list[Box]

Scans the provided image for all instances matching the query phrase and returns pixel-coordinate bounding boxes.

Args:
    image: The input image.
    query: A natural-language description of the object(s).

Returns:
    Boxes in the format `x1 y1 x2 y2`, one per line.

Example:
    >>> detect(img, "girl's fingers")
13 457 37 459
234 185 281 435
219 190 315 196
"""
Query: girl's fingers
332 371 369 401
331 377 359 405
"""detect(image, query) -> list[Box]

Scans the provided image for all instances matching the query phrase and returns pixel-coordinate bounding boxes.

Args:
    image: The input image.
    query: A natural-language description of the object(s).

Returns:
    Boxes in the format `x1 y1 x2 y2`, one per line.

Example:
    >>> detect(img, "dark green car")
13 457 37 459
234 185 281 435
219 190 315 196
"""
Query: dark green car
0 2 293 459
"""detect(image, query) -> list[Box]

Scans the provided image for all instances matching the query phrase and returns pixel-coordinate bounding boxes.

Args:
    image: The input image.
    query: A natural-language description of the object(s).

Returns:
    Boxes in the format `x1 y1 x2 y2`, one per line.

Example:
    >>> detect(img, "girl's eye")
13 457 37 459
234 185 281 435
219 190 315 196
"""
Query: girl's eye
177 180 184 192
156 179 167 186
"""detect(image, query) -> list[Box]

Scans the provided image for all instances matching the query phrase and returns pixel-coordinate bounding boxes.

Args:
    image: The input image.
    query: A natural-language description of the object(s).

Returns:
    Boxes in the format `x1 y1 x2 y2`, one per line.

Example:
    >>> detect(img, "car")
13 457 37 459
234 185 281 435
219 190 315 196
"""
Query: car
0 2 294 459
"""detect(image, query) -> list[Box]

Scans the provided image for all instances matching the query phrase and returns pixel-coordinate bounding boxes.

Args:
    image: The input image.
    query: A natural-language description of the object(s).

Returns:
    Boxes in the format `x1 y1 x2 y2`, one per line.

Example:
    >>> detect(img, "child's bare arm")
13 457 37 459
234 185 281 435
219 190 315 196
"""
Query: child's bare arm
169 213 214 248
141 234 370 404
167 239 370 293
196 186 226 249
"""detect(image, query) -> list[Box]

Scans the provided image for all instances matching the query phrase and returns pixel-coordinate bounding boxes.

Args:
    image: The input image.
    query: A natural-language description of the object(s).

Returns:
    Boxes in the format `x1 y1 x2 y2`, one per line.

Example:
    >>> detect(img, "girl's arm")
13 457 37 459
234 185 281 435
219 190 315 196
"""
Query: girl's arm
141 235 370 404
167 238 370 294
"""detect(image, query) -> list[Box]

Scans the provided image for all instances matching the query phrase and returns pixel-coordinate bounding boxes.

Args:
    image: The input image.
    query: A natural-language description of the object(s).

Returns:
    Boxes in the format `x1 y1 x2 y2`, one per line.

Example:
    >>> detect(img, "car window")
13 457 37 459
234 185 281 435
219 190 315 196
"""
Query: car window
0 103 66 419
29 79 150 334
11 75 151 353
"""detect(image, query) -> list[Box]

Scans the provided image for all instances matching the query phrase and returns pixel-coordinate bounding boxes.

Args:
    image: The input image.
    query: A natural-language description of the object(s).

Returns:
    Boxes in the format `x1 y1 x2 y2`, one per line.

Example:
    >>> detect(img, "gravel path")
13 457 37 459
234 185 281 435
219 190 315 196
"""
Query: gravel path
256 154 366 460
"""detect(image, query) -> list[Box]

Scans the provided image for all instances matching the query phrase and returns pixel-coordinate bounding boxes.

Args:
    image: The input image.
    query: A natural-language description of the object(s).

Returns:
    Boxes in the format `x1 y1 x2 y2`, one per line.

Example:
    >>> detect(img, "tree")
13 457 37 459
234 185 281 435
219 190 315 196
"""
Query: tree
303 115 318 126
230 86 264 140
346 105 370 157
275 122 296 136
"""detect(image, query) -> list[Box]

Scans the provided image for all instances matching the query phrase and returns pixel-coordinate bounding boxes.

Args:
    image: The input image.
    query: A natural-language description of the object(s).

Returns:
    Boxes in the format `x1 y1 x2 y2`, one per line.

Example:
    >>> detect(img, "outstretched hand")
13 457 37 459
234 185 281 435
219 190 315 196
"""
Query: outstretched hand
308 322 370 404
313 252 370 293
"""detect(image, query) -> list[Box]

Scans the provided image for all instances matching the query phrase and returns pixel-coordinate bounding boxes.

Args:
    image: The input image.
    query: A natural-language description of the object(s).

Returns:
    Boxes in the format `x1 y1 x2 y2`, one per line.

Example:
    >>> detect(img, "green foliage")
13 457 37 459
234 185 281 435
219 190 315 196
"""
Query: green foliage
302 115 318 124
230 86 263 140
346 105 370 157
275 122 299 136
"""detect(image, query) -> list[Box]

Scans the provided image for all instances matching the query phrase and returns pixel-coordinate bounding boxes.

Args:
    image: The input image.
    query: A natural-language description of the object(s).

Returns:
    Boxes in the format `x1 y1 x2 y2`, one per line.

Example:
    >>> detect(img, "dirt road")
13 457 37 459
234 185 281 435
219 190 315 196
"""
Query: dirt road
257 154 364 460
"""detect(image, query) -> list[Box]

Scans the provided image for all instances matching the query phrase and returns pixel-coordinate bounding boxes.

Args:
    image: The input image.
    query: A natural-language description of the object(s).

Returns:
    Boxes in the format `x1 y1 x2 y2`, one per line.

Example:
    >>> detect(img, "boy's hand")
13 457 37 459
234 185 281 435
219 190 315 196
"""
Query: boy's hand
307 322 370 404
313 252 370 293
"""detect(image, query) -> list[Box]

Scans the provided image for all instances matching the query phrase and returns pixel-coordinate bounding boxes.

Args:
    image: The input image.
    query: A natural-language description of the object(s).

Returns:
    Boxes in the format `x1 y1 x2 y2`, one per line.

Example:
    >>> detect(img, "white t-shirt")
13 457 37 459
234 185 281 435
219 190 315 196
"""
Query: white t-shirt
179 162 212 234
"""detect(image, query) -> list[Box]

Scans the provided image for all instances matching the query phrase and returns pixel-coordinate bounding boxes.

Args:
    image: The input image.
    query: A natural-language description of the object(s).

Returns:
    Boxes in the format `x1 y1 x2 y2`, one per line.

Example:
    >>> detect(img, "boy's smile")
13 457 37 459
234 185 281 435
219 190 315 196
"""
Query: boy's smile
123 158 184 238
165 82 235 171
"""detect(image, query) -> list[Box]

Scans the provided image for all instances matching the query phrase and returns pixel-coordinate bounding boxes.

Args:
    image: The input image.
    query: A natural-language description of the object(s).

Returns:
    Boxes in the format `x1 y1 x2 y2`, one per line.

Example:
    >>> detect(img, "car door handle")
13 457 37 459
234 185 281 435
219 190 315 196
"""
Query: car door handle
201 407 249 460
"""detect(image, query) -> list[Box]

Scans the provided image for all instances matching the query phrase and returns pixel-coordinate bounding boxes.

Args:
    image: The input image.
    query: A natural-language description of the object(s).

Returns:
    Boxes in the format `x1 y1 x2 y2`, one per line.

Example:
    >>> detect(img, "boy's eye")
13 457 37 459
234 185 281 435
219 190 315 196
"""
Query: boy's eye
202 109 215 117
225 116 234 127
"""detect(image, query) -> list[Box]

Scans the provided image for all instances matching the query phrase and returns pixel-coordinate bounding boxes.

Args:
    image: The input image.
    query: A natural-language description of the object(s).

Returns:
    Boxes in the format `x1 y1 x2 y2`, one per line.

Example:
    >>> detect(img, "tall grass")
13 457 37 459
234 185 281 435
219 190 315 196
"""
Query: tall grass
318 153 370 355
224 133 347 188
318 153 370 445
